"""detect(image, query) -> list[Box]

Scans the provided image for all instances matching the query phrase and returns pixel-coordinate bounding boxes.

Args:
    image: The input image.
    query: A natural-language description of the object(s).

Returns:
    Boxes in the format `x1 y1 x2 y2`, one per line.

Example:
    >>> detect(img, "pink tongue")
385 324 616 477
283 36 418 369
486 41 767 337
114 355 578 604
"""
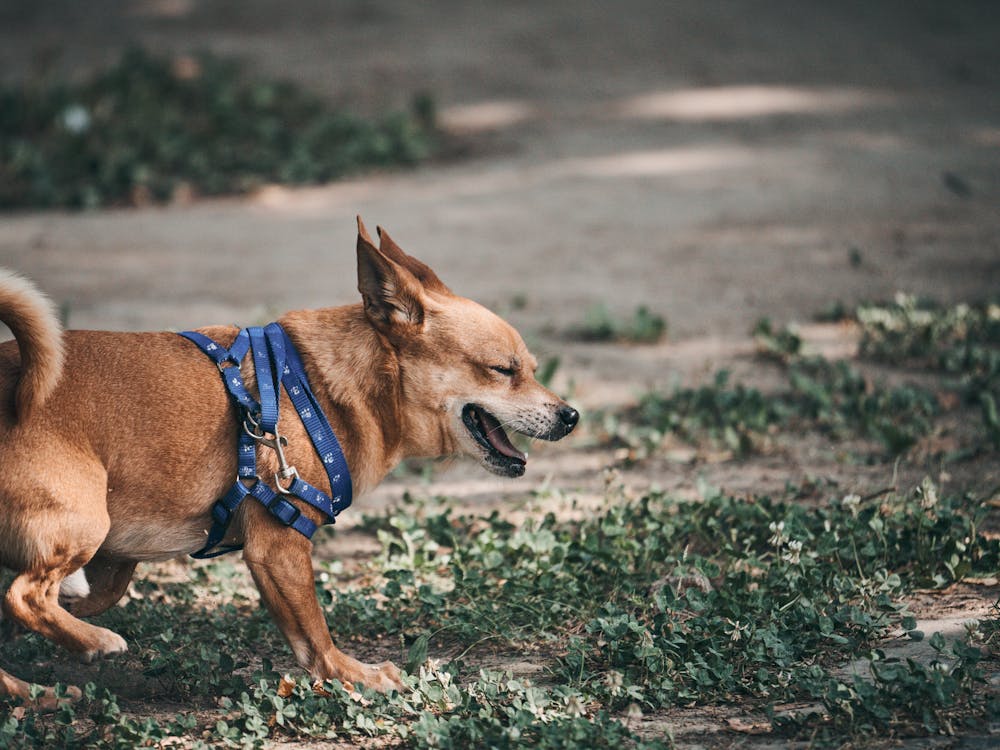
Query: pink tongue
478 408 526 462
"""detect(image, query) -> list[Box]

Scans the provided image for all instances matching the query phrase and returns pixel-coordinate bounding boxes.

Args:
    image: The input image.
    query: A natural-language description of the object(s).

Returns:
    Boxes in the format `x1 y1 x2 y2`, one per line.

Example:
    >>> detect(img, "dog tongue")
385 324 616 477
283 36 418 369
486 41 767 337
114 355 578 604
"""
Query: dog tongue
478 408 526 462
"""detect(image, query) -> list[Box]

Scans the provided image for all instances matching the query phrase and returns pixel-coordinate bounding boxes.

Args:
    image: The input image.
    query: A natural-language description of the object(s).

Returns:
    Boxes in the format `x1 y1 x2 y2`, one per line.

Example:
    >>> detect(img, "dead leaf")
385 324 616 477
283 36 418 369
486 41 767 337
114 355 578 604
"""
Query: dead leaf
311 681 332 697
277 675 295 698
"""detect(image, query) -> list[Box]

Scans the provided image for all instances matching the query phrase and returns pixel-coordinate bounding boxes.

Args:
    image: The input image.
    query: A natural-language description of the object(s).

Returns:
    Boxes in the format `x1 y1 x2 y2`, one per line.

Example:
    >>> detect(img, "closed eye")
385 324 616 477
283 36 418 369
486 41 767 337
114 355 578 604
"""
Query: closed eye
490 365 516 377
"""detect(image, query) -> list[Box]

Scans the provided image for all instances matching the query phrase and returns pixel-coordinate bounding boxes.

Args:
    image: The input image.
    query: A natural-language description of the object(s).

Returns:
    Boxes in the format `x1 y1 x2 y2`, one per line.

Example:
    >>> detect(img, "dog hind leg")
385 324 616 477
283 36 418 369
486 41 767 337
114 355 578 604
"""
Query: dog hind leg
4 555 128 663
1 473 128 706
7 554 132 709
0 535 102 708
0 665 82 709
59 557 138 618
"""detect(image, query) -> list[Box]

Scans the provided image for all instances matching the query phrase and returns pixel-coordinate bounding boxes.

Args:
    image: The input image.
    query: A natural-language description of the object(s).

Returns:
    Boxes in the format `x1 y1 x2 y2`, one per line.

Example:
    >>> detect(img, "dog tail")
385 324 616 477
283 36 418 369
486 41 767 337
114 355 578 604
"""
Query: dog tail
0 270 65 420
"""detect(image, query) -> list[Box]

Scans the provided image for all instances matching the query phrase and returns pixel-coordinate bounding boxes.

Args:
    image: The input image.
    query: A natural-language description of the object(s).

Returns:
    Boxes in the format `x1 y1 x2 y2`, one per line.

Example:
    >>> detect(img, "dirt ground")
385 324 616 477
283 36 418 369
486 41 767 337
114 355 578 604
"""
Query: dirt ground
2 0 1000 746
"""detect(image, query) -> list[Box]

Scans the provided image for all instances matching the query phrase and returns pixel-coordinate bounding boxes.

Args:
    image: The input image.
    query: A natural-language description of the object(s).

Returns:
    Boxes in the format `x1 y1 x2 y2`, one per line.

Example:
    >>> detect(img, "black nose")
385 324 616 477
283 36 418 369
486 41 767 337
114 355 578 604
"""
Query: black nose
558 405 579 431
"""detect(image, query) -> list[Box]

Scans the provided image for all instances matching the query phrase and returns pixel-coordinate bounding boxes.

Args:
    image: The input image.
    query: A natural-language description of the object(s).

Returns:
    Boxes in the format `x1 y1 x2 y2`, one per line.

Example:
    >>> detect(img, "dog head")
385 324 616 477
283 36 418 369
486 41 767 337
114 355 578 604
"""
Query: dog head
356 218 578 477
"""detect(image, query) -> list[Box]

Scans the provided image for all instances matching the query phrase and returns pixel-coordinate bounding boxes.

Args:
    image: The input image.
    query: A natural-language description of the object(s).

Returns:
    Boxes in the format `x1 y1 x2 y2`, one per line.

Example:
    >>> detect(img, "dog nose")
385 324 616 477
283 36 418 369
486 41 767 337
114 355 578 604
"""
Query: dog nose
558 405 579 431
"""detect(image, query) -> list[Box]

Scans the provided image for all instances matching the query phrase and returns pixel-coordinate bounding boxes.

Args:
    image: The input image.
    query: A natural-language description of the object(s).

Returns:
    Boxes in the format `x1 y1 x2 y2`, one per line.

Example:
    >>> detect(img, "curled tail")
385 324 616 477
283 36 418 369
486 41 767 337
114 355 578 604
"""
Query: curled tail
0 270 65 420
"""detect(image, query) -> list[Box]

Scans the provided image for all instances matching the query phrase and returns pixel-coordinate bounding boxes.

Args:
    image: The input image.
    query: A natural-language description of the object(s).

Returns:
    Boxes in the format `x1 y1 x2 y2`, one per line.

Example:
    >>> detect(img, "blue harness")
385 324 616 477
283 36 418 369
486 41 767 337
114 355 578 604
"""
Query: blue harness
179 322 353 558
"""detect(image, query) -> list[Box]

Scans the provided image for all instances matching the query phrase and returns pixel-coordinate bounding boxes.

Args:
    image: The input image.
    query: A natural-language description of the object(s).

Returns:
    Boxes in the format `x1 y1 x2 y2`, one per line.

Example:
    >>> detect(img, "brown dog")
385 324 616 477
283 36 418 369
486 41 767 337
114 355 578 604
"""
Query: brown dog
0 219 578 708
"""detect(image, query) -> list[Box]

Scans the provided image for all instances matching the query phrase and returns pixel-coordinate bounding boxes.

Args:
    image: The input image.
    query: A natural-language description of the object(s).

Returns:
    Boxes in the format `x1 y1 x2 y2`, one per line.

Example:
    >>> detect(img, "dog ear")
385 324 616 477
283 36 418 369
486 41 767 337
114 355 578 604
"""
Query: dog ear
376 225 450 294
357 215 377 247
357 219 426 333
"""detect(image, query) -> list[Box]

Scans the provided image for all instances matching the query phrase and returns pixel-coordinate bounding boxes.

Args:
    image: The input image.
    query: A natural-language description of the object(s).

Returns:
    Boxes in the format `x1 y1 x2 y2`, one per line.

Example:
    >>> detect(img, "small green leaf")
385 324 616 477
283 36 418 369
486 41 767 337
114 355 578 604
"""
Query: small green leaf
407 632 430 672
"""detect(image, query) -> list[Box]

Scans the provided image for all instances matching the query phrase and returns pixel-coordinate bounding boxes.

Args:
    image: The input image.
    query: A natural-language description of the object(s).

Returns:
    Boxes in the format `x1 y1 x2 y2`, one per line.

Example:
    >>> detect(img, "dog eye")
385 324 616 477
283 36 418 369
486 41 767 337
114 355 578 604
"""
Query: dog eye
490 365 516 377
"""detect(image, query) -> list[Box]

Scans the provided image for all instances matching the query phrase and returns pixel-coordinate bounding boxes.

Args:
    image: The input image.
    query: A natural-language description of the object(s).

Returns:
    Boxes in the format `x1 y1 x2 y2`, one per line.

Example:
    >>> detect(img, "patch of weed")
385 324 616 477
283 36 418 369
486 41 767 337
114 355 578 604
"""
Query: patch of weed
567 304 667 344
0 48 435 210
621 356 936 459
775 637 996 741
613 296 1000 461
857 295 1000 448
325 481 996 717
787 356 937 455
753 317 802 363
632 370 787 456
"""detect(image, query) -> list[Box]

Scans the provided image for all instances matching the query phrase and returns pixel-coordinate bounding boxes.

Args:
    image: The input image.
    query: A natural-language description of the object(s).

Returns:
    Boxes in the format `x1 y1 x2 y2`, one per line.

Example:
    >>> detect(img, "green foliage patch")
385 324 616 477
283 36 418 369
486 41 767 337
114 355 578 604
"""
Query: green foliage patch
607 298 1000 460
857 295 1000 448
0 48 435 210
617 358 937 459
3 479 996 747
566 304 668 344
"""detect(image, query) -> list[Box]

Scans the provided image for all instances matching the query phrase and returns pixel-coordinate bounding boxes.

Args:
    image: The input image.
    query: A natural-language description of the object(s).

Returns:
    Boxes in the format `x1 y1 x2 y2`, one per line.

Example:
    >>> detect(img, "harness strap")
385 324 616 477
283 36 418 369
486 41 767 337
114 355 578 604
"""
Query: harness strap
194 481 251 559
248 480 318 539
179 324 352 558
182 330 258 413
270 322 353 515
249 327 279 434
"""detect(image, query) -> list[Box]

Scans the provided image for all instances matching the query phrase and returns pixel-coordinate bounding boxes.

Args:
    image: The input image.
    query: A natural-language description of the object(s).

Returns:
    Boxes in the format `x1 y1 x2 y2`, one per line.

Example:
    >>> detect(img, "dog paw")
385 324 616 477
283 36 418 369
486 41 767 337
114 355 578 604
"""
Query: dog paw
370 661 404 692
346 661 404 693
79 628 128 663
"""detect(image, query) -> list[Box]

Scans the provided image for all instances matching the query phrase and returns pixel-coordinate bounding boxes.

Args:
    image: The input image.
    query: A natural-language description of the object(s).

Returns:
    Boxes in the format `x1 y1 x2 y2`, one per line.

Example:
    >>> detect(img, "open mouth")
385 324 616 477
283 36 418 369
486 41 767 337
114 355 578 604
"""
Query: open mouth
462 404 526 476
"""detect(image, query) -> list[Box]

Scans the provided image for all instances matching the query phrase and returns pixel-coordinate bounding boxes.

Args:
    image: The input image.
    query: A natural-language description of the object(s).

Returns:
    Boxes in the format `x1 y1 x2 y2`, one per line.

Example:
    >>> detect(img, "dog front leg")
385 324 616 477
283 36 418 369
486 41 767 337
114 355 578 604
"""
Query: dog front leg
243 534 402 693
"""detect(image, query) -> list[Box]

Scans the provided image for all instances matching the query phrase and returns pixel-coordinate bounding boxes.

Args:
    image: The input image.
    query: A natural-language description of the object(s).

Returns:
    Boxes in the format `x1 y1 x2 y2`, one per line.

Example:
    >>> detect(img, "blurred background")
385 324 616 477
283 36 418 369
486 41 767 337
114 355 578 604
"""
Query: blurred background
0 0 998 495
1 1 997 334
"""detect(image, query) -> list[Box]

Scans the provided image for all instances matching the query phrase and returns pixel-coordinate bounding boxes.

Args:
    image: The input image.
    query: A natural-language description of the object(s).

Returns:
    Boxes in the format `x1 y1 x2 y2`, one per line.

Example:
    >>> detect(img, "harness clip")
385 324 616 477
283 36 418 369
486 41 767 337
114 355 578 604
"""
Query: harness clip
243 416 298 490
274 466 300 495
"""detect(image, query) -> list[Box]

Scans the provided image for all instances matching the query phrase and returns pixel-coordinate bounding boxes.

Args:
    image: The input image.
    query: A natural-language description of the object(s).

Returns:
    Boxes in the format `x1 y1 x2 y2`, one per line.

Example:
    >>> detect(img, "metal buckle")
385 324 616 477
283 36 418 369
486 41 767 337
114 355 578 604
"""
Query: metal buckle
217 358 242 373
242 411 264 438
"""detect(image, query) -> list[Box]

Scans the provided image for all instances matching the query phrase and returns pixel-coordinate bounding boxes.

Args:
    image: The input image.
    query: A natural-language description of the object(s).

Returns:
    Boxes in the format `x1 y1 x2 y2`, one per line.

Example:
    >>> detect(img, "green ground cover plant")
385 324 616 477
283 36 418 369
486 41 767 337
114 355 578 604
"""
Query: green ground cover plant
0 48 435 210
2 478 997 748
608 298 1000 460
856 295 1000 448
566 304 667 344
615 358 937 459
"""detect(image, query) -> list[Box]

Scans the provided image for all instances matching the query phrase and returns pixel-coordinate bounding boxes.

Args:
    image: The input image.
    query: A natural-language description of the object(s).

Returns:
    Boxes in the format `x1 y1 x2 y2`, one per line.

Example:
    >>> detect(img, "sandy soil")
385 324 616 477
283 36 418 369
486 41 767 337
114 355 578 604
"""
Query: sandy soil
1 0 999 745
